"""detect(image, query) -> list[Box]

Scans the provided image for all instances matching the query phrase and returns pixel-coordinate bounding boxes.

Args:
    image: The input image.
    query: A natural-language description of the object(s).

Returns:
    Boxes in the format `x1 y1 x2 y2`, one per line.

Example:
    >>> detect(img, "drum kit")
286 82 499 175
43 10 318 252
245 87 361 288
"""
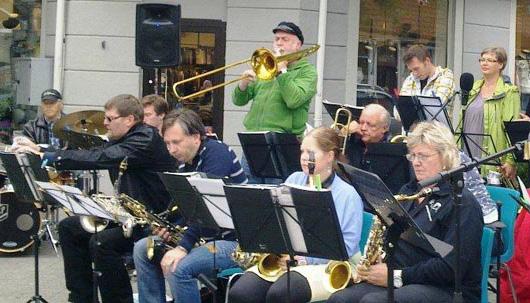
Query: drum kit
0 110 106 254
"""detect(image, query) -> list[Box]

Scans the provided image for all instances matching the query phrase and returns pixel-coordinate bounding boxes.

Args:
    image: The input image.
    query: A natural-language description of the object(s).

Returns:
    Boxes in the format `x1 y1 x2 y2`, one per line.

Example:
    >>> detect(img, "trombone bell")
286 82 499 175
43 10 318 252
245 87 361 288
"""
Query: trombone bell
172 45 320 101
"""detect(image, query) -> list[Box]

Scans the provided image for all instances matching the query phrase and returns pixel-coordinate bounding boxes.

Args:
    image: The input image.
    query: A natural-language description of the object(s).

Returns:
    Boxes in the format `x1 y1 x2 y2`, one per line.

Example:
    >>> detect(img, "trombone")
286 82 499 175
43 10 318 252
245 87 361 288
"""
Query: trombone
330 107 352 155
172 45 320 101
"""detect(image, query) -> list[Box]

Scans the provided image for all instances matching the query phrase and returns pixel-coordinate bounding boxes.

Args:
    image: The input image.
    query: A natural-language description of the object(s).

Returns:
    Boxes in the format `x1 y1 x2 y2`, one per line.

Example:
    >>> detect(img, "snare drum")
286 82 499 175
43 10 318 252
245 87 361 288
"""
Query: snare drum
0 189 41 253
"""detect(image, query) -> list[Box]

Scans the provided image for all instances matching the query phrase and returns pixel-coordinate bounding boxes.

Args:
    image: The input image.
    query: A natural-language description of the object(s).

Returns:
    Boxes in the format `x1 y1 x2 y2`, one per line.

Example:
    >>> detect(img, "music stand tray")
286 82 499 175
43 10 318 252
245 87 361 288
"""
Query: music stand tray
158 172 222 230
322 99 363 125
224 184 348 261
238 132 301 180
504 121 530 162
337 162 452 257
396 96 453 132
0 152 47 203
364 142 412 194
35 181 115 221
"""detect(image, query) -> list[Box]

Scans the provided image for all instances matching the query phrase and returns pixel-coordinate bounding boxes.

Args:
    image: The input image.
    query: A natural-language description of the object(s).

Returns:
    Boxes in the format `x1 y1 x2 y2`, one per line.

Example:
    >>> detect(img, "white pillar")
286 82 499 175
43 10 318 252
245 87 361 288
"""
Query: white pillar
314 0 327 128
53 0 65 91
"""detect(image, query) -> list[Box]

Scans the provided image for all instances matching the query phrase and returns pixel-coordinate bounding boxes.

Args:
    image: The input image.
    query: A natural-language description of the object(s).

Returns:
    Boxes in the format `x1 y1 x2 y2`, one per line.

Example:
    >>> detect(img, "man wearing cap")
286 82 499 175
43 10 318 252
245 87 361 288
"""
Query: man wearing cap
232 22 317 182
233 21 317 136
18 88 65 150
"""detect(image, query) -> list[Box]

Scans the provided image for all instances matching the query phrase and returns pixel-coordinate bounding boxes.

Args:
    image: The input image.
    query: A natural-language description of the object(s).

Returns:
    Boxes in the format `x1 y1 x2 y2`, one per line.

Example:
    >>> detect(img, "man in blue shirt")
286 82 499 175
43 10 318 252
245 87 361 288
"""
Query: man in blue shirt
133 109 246 303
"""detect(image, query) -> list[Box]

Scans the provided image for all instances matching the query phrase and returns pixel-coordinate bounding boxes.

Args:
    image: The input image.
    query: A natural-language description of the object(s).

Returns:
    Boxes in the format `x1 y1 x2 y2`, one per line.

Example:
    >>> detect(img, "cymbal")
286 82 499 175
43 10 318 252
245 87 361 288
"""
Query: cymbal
53 110 107 142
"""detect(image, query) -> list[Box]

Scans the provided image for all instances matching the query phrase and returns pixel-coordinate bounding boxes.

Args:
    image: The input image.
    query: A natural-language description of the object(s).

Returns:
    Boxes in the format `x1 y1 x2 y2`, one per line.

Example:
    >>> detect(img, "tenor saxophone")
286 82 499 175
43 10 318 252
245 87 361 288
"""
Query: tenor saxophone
119 194 187 260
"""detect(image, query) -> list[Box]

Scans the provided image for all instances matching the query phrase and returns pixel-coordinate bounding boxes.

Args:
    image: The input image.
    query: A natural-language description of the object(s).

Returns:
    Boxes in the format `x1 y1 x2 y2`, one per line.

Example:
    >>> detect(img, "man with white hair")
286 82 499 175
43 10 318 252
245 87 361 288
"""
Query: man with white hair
344 103 391 169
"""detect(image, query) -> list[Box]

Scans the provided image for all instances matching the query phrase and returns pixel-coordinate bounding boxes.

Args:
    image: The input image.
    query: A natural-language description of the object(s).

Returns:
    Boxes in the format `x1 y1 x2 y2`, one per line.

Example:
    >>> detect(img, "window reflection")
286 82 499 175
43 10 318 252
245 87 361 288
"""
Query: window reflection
358 0 448 106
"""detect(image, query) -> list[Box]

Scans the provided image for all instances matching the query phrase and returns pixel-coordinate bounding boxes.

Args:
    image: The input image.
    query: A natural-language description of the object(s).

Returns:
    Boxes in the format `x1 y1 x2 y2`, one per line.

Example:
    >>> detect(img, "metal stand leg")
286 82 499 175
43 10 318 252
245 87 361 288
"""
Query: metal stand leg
26 233 49 303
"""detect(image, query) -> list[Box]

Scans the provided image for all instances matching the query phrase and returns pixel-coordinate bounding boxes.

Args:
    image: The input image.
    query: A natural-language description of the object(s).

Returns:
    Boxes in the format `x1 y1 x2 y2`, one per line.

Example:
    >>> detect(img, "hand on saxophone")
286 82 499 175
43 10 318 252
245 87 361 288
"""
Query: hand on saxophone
277 255 307 271
153 227 172 243
356 263 388 287
238 69 256 91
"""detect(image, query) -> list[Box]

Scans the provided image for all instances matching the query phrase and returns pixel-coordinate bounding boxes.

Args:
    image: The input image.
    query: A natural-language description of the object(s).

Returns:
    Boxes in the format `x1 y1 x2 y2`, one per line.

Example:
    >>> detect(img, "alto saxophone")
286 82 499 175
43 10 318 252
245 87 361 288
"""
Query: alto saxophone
352 186 437 283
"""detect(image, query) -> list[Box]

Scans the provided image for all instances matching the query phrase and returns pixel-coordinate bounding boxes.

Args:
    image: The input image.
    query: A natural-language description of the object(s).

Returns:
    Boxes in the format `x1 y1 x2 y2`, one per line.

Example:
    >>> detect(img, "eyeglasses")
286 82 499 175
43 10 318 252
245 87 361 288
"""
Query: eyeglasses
478 58 498 63
405 153 438 162
104 115 122 122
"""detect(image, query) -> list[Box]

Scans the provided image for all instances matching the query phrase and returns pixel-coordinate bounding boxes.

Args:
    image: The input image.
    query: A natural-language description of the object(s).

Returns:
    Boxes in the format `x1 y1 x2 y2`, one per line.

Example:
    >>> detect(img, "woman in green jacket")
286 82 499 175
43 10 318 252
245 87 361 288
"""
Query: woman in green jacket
458 47 520 180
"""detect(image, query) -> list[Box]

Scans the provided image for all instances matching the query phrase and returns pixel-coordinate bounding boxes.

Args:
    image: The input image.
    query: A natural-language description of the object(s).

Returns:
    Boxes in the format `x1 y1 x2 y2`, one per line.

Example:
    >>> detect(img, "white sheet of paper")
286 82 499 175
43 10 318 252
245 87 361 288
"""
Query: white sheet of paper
276 186 308 254
187 178 234 229
36 181 114 220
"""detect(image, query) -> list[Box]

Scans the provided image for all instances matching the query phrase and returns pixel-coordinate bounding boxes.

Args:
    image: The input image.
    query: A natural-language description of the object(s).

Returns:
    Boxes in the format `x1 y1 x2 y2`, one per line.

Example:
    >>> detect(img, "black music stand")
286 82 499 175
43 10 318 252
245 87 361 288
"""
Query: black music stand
159 172 221 230
238 132 301 182
396 96 453 132
364 142 412 195
504 121 530 162
159 172 237 303
337 162 452 303
224 183 348 302
323 99 364 124
0 152 46 203
454 132 502 168
36 181 116 303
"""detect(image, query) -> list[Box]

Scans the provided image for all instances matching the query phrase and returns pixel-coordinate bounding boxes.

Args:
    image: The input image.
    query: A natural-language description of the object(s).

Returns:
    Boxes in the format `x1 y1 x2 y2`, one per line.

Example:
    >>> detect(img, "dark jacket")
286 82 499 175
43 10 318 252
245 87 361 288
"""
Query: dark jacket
395 180 484 302
49 123 176 213
22 115 65 147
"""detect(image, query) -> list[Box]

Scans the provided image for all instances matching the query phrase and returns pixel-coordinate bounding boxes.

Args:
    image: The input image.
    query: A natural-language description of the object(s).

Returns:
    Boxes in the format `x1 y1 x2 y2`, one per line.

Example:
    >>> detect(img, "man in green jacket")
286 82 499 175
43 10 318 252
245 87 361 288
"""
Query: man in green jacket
232 22 317 136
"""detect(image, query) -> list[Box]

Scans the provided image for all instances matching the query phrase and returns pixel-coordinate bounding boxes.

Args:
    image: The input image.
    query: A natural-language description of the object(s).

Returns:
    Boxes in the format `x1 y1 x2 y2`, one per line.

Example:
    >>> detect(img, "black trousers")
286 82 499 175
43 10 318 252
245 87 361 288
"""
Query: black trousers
327 282 453 303
228 271 311 303
58 216 140 303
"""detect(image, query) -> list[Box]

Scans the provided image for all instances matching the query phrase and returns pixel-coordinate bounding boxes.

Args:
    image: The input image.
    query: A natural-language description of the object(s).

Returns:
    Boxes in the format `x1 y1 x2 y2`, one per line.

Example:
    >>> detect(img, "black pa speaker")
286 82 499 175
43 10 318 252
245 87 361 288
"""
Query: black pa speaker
136 3 181 68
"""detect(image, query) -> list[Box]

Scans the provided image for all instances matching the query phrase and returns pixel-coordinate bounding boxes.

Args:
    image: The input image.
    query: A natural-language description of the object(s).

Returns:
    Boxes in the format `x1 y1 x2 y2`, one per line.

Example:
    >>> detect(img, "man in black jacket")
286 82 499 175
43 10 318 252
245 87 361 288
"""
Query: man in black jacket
18 94 176 303
18 88 65 150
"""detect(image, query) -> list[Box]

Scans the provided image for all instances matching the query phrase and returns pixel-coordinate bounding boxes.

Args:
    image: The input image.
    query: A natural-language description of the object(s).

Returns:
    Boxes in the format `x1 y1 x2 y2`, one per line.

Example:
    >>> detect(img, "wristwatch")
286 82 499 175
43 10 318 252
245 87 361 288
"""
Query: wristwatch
393 270 403 288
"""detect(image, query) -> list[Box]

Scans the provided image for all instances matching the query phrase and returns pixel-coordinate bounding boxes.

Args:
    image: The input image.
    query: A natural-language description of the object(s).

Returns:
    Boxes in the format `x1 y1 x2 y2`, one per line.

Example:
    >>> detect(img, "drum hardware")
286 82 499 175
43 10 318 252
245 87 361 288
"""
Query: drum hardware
52 110 107 150
173 45 320 101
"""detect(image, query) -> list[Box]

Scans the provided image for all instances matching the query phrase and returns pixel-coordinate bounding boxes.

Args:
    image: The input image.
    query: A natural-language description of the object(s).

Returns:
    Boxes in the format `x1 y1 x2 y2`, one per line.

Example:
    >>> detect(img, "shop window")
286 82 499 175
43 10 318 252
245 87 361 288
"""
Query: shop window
357 0 449 109
0 0 42 143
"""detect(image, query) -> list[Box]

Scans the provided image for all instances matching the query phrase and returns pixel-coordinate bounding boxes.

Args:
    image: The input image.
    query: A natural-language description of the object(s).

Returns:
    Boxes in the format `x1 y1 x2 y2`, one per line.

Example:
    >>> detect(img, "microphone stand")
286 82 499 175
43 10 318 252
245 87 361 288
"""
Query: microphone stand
417 141 525 303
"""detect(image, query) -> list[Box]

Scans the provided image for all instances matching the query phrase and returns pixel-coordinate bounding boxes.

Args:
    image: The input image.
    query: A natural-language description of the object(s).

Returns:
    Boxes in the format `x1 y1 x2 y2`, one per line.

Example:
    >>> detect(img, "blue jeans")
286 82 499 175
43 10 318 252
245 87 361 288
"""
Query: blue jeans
133 238 238 303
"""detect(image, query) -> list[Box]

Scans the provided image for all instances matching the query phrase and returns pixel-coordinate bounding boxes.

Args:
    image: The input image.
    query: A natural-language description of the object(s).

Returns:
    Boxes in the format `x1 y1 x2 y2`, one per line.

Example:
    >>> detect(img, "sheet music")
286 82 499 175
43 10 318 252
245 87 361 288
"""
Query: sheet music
36 181 114 220
188 178 234 229
275 186 308 254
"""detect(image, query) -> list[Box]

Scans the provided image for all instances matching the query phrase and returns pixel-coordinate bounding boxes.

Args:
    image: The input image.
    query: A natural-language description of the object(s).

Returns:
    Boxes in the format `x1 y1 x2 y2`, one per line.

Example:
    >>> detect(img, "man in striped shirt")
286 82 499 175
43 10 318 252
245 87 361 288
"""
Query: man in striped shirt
399 44 456 117
133 109 246 303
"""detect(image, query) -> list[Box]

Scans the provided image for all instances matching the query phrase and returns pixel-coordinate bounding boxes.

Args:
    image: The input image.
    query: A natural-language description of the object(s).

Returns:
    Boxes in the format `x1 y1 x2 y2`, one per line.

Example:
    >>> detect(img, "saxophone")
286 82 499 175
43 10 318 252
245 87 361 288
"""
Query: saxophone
352 186 437 283
79 157 131 234
120 194 187 260
231 245 284 282
352 216 386 283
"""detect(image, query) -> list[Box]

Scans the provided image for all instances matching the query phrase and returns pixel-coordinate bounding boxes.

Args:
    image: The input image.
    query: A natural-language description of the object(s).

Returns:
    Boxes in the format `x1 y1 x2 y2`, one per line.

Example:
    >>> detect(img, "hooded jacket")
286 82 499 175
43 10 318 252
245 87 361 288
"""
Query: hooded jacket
456 77 520 171
232 58 317 136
